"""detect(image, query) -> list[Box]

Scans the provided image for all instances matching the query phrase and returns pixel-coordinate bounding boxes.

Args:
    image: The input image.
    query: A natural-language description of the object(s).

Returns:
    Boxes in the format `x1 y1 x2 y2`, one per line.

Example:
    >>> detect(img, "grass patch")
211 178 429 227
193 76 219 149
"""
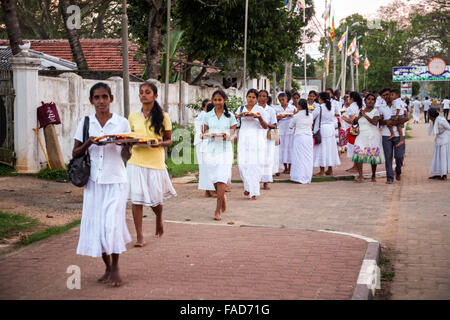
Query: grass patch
36 167 69 181
381 270 395 282
20 219 80 246
405 132 412 139
167 146 198 178
0 164 17 176
0 211 40 239
406 125 412 131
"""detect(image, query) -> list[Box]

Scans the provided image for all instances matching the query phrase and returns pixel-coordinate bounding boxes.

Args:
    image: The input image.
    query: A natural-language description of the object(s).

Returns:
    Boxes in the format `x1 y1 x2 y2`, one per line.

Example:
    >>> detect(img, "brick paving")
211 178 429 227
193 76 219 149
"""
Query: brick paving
0 222 366 300
1 121 448 300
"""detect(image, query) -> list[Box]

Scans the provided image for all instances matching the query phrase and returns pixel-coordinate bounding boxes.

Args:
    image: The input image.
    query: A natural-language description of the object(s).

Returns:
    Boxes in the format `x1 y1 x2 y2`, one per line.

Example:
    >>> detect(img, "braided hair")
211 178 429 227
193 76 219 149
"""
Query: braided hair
319 91 332 111
140 82 165 135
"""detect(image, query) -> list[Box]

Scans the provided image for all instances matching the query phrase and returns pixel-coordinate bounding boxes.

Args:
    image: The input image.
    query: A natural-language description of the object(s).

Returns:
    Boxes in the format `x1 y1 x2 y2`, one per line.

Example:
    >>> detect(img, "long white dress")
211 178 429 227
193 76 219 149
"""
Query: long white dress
352 109 385 164
259 104 277 183
270 105 280 174
194 111 214 191
274 104 297 168
429 116 450 176
412 100 421 122
343 102 360 158
74 113 132 258
238 105 267 198
289 110 314 184
312 104 341 168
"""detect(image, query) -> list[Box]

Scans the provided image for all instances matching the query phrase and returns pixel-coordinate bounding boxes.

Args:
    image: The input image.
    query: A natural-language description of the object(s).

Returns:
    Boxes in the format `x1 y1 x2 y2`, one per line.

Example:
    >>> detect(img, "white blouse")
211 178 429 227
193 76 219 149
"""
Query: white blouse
429 116 450 146
274 104 297 135
74 113 130 184
312 104 338 133
289 110 313 136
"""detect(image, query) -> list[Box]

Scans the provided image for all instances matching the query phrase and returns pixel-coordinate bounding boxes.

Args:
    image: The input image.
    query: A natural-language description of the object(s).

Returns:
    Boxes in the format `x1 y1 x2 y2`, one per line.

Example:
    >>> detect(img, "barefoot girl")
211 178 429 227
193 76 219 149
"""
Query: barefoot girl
237 89 268 200
127 82 177 247
202 90 237 220
73 82 132 287
275 93 297 174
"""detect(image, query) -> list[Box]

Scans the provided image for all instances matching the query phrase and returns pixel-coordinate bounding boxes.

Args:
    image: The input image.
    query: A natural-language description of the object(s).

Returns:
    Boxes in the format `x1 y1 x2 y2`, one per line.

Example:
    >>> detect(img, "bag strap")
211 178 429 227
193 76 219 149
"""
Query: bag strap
318 105 322 129
237 106 244 128
82 116 89 143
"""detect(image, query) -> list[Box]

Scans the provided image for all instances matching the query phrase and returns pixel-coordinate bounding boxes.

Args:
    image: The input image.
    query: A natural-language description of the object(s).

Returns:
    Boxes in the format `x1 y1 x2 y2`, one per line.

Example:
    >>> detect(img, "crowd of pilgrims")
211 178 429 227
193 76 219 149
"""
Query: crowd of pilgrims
196 87 450 220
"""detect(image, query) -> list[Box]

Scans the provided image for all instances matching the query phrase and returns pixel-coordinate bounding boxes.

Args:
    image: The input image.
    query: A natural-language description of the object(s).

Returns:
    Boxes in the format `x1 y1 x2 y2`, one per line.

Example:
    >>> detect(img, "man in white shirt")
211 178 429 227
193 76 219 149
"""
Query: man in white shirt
422 97 432 123
442 96 450 120
378 89 409 183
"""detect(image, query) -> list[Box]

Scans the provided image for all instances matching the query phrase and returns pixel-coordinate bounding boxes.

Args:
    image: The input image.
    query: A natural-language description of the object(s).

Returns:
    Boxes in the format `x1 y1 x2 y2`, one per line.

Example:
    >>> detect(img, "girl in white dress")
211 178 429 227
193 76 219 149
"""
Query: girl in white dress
342 91 364 172
275 93 297 174
203 90 237 220
72 82 132 287
289 99 314 184
352 94 385 183
268 96 280 176
258 90 278 190
195 99 216 197
237 89 269 200
312 92 341 176
412 98 421 123
127 82 177 247
428 108 450 180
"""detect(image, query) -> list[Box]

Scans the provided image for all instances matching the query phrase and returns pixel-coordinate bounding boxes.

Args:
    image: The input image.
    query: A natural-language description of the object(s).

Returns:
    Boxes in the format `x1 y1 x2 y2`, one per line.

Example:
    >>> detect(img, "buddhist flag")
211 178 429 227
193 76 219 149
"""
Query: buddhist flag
364 55 371 71
326 44 331 75
337 31 347 52
347 37 357 56
330 14 335 41
322 3 331 21
354 46 360 67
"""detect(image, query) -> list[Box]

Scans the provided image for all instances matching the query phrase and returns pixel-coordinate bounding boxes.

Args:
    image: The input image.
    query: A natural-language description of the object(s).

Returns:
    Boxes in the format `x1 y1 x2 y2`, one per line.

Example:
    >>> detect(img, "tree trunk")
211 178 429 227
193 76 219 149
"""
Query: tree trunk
1 0 23 55
59 0 89 70
146 0 163 80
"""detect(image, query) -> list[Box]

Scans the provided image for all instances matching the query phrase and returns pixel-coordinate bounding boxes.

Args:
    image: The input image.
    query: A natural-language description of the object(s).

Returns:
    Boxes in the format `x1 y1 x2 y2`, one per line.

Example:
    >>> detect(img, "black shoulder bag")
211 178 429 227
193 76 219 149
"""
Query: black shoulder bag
236 106 244 129
68 116 91 187
312 106 322 145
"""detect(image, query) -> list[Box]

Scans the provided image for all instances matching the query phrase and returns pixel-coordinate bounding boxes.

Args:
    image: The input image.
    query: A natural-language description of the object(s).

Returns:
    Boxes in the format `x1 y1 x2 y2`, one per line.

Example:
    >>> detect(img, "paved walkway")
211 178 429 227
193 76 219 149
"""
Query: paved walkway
0 122 448 299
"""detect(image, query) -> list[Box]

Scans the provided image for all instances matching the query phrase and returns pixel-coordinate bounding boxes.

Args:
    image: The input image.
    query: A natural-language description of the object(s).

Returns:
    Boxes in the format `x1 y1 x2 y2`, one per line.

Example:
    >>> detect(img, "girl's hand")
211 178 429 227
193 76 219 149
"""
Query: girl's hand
150 139 163 148
89 136 104 146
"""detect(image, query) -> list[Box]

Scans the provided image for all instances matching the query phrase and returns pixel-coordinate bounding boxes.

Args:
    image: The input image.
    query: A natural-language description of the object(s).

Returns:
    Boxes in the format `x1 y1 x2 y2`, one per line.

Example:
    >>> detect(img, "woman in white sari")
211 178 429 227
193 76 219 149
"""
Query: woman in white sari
194 99 216 197
289 99 314 184
237 89 269 200
428 108 450 180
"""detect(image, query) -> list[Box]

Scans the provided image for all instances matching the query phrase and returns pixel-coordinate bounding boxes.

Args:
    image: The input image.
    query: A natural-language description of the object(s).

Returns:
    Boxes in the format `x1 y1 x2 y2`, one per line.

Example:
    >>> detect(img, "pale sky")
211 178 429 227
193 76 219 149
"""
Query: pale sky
306 0 394 58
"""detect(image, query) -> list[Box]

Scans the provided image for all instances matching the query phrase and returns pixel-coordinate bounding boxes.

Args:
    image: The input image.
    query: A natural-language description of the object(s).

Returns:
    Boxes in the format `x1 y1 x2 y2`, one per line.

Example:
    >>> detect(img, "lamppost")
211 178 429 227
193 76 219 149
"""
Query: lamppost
243 0 248 100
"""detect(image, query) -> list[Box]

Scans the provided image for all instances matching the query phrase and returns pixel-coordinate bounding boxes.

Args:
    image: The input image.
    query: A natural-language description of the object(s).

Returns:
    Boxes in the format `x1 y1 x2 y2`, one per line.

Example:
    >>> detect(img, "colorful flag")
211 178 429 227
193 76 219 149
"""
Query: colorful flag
354 46 360 67
326 43 331 75
364 55 370 71
347 37 357 56
337 31 347 52
330 13 335 41
322 3 331 21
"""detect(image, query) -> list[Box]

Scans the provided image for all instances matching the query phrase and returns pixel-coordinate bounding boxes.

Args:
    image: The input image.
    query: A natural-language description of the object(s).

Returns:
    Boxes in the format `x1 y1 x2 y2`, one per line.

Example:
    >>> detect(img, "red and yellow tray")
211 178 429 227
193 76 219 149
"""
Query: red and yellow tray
93 134 158 145
235 111 260 118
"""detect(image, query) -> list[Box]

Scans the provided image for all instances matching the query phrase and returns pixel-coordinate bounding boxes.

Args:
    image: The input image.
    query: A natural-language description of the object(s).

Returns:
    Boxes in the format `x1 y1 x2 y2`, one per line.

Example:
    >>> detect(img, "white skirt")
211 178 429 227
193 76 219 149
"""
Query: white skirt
196 143 215 191
430 142 450 176
413 109 420 122
273 145 280 174
279 133 293 166
261 138 275 182
313 123 342 168
127 164 177 207
77 180 131 258
290 134 314 184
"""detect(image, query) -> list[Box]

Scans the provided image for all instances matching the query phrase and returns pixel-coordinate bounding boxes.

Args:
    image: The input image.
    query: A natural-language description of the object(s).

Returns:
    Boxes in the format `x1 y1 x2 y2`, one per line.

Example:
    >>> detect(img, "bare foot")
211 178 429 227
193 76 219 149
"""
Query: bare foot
204 191 212 197
313 172 325 177
275 173 280 177
371 177 377 182
214 212 222 220
221 195 227 213
134 240 146 248
225 186 232 192
97 268 111 283
243 191 250 196
263 183 271 190
250 196 257 200
354 177 364 183
396 140 404 148
110 268 122 287
155 213 164 237
325 169 333 176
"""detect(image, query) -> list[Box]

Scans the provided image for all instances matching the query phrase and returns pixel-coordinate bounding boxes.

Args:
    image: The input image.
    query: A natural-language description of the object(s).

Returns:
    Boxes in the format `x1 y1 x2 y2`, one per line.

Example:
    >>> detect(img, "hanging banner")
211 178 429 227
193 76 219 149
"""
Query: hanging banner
392 66 450 82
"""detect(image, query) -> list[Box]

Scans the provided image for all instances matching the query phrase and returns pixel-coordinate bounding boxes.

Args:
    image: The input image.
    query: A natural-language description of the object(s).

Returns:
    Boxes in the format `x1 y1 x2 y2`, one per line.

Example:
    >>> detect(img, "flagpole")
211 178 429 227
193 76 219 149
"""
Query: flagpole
303 3 307 98
322 0 328 91
342 26 348 94
355 44 359 92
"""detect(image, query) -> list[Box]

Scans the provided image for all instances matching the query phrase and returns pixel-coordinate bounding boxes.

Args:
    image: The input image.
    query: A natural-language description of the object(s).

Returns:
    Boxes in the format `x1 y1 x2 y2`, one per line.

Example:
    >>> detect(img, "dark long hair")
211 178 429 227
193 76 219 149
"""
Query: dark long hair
350 91 363 109
299 98 308 116
90 82 112 100
246 88 259 98
212 89 231 118
140 82 165 134
319 92 332 111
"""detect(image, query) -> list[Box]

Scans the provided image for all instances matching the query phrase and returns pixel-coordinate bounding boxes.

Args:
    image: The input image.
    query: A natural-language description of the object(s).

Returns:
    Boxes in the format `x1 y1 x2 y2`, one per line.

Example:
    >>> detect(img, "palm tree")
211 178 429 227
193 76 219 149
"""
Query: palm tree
0 0 23 55
59 0 89 70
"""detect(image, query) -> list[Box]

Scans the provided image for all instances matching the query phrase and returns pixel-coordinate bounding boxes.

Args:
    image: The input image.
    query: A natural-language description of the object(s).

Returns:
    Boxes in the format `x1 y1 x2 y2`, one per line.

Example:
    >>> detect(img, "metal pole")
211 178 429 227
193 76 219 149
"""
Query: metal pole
272 71 277 102
322 0 327 91
243 0 248 99
350 55 354 91
332 38 336 89
342 26 348 94
284 0 293 92
164 0 171 112
303 6 307 98
122 0 130 118
356 56 359 92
